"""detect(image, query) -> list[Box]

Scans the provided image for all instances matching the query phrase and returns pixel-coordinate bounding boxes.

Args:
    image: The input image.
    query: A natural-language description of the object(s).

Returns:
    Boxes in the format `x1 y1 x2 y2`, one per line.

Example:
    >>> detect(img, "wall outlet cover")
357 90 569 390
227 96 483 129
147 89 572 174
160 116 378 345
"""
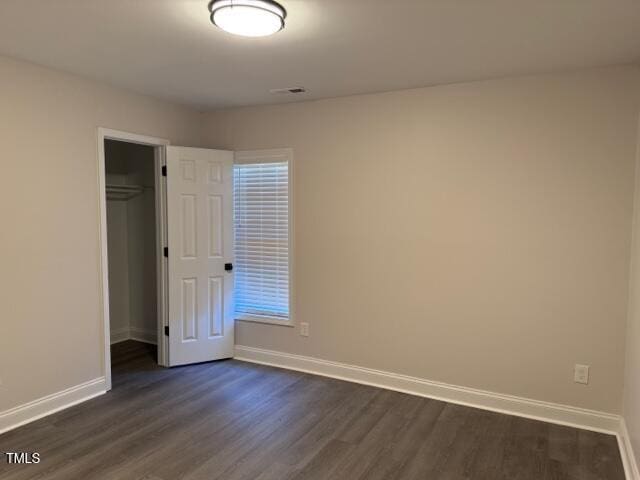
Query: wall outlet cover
300 322 309 337
574 364 590 385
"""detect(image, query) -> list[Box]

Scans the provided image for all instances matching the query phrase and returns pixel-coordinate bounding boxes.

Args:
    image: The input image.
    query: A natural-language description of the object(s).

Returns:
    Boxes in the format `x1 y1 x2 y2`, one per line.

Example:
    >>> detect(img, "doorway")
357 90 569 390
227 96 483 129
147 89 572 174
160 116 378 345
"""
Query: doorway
98 129 170 390
105 139 159 372
98 130 236 389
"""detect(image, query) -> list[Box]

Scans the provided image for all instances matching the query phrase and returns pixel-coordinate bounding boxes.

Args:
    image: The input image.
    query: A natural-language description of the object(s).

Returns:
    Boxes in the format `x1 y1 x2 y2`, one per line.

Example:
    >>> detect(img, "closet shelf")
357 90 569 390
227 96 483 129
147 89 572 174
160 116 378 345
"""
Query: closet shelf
106 184 145 201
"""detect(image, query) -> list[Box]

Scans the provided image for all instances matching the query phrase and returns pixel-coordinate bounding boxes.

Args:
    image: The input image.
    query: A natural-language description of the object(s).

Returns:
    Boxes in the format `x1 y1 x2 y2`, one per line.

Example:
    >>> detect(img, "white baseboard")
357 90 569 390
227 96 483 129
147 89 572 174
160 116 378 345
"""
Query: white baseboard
110 327 130 344
0 345 631 477
0 377 106 435
129 327 157 345
619 418 640 480
234 345 620 435
110 327 157 345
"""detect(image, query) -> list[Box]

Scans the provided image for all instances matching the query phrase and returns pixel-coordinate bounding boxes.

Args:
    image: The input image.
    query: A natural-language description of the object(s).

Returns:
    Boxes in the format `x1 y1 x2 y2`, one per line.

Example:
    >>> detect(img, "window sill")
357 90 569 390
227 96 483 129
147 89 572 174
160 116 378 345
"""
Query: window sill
235 314 294 327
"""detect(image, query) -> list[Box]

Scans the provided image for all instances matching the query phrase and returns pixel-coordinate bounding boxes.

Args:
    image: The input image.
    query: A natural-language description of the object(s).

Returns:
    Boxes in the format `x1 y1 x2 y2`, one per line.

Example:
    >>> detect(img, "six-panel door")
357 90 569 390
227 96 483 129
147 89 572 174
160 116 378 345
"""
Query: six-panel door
166 146 234 366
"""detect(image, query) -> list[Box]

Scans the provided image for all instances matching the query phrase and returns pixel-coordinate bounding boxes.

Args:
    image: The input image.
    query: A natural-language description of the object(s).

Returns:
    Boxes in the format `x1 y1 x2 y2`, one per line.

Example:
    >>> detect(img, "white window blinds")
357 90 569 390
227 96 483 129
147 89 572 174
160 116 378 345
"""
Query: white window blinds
233 160 290 319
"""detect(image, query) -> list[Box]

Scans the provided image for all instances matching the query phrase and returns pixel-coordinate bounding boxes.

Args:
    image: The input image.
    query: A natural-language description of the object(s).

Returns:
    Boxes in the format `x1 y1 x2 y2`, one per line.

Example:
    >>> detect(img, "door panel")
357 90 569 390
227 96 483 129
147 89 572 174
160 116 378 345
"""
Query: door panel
166 146 234 366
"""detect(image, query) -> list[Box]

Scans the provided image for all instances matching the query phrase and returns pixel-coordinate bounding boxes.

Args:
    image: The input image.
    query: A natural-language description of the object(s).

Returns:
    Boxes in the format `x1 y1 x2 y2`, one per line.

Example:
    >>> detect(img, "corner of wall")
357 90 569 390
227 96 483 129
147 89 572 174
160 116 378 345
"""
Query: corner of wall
621 102 640 480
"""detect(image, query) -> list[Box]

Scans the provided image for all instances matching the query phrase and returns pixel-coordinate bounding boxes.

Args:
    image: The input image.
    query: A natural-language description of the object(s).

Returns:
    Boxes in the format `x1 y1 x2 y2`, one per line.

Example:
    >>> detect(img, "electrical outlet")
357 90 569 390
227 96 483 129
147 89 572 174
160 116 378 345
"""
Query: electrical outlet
574 364 590 384
300 322 309 337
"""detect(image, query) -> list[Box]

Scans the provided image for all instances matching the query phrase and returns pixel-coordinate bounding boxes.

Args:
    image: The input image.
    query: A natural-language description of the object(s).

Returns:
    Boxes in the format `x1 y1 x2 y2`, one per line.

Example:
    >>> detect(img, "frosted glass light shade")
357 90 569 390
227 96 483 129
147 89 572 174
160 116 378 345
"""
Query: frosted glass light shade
209 0 286 37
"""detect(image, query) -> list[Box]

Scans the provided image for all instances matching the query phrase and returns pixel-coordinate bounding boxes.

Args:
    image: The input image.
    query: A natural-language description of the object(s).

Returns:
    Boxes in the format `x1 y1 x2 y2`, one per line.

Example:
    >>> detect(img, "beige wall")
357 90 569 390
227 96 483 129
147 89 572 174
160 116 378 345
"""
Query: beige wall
106 200 130 336
2 53 639 419
0 55 202 412
624 113 640 462
204 67 640 413
126 156 158 340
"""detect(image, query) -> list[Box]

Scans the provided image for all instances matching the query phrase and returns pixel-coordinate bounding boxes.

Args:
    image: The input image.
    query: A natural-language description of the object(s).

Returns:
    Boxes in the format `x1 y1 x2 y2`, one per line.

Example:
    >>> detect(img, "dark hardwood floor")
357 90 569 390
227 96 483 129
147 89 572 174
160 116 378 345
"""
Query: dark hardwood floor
0 340 625 480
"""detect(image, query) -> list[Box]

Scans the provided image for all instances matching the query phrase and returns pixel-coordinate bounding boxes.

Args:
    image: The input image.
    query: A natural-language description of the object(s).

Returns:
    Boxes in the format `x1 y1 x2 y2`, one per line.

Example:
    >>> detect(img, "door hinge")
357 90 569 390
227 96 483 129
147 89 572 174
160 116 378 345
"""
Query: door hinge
164 247 168 257
162 165 167 177
164 325 169 336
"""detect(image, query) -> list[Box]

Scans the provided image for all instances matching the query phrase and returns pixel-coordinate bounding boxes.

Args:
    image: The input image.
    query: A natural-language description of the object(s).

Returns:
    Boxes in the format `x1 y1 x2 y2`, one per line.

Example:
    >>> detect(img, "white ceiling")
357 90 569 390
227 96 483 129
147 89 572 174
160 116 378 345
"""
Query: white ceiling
0 0 639 110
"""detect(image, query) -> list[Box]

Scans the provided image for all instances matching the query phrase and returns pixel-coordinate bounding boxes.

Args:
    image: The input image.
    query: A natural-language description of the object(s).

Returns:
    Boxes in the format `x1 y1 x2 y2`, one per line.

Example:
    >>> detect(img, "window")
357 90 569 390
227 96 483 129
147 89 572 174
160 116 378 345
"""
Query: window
233 149 292 324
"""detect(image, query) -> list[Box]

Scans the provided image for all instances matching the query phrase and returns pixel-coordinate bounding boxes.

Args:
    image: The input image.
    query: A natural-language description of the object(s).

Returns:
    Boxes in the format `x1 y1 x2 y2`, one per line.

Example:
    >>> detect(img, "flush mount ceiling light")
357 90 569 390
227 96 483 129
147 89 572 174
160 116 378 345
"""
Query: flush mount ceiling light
208 0 287 37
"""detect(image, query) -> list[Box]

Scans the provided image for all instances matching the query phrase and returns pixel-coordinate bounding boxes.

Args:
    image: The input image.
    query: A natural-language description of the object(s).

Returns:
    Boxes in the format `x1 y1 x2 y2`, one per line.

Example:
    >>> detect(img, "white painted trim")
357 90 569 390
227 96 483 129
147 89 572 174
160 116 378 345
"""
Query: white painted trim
234 345 620 435
109 327 157 345
97 133 111 389
619 418 640 480
97 128 170 389
154 146 169 366
236 314 294 327
130 327 158 345
0 378 106 435
110 327 131 344
99 128 170 148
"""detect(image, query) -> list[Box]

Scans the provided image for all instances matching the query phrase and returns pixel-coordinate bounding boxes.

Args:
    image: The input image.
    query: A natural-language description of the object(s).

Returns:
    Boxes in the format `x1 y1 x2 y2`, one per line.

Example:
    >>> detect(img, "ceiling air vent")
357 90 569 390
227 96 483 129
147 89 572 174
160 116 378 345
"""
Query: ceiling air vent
269 87 307 95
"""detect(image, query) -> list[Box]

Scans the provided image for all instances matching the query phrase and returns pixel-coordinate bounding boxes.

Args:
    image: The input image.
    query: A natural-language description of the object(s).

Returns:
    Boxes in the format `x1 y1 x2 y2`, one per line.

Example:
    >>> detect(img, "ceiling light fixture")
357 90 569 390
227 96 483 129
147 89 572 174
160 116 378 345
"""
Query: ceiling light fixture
208 0 287 37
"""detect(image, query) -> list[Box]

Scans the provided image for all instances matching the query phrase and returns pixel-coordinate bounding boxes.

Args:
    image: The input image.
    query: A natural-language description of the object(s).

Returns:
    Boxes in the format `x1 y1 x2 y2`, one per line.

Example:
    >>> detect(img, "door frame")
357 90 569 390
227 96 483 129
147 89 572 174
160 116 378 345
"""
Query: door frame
97 127 170 391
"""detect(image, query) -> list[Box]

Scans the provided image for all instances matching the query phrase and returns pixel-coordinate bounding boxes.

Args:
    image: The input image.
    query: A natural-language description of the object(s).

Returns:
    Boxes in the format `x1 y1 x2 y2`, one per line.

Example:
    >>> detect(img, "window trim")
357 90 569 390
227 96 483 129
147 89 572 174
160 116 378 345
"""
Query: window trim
233 148 294 328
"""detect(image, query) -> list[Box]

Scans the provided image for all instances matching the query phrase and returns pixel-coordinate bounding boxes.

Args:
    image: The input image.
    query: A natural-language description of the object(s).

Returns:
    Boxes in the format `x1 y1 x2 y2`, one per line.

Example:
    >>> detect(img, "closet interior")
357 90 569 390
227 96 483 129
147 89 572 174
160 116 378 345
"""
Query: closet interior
105 140 159 349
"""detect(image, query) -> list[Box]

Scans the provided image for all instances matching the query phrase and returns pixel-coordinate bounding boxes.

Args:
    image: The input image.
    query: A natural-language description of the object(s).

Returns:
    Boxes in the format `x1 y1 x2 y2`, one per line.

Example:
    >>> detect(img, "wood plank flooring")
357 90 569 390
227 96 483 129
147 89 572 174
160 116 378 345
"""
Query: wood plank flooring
0 341 625 480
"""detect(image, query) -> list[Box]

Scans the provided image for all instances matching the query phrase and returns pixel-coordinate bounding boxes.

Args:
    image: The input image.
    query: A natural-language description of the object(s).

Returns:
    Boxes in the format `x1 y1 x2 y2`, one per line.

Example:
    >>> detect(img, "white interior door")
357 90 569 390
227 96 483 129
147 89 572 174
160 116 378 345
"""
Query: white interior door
166 146 234 366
